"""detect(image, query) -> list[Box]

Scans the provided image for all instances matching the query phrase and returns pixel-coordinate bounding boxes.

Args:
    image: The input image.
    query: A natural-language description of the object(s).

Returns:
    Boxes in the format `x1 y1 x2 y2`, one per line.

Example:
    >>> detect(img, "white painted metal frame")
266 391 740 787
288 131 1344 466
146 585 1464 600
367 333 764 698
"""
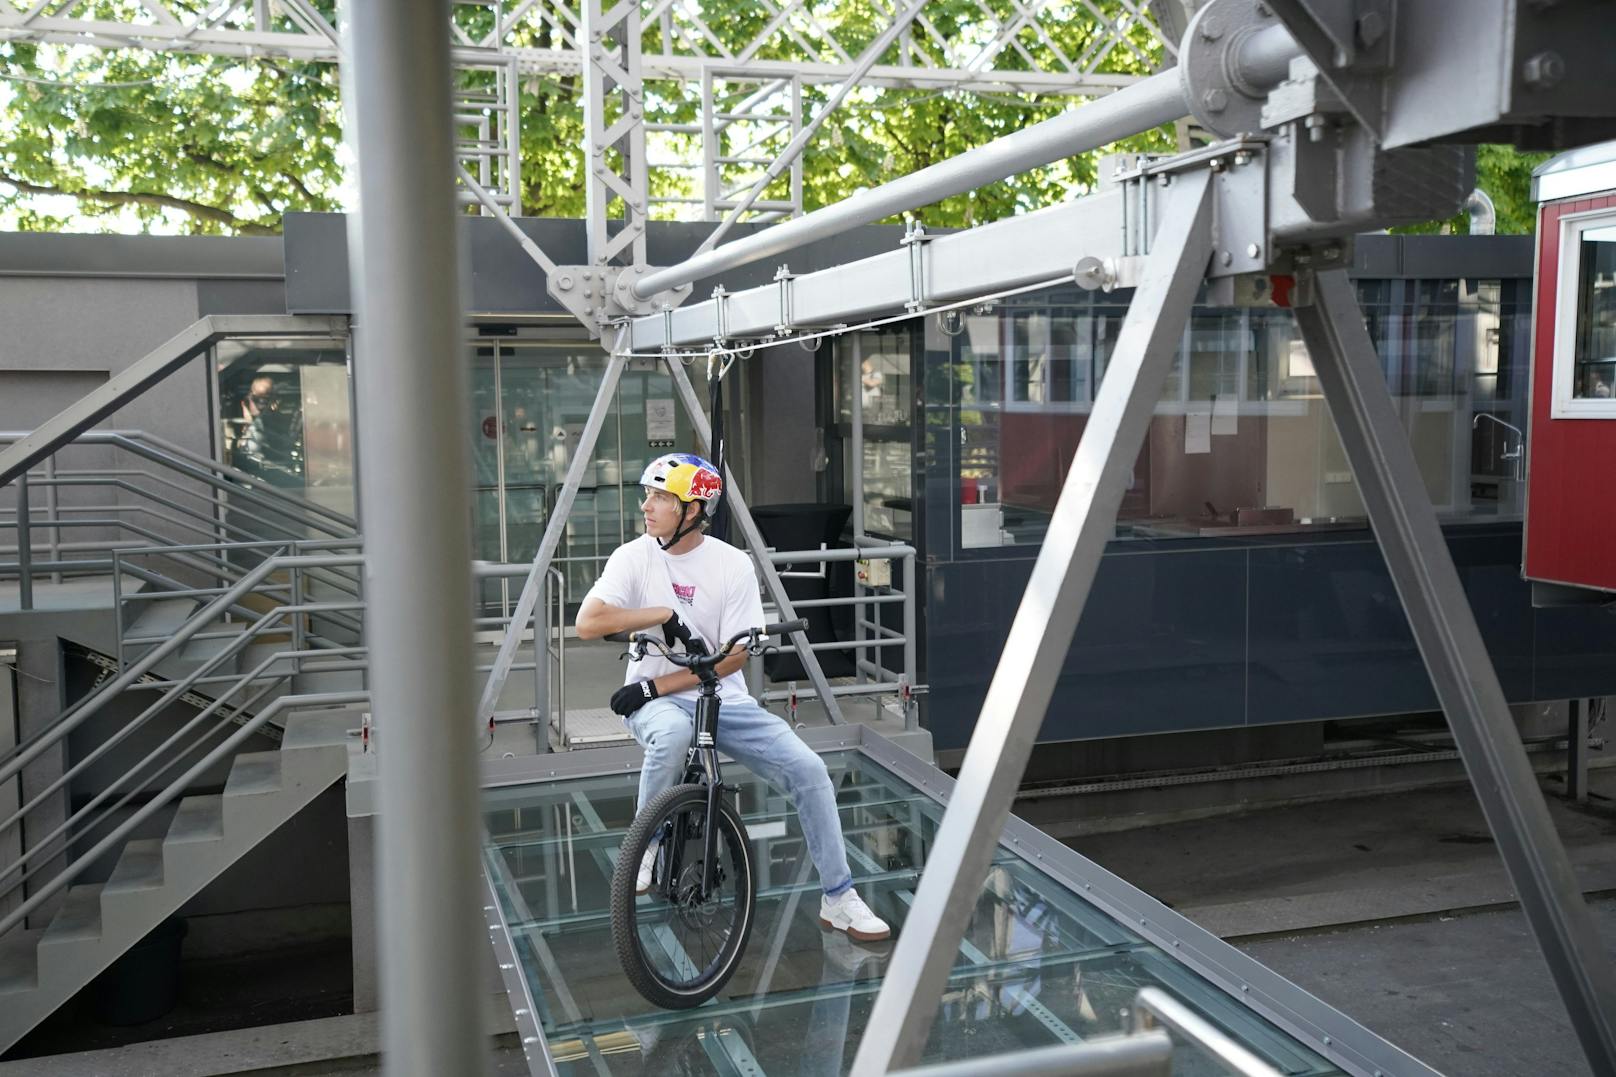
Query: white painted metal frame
1549 207 1616 418
582 0 649 269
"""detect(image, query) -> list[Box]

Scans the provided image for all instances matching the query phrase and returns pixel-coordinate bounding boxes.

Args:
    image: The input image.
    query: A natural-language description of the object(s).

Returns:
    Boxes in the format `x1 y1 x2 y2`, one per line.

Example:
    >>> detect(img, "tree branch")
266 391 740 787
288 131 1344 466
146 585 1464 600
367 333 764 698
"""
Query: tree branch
0 170 276 234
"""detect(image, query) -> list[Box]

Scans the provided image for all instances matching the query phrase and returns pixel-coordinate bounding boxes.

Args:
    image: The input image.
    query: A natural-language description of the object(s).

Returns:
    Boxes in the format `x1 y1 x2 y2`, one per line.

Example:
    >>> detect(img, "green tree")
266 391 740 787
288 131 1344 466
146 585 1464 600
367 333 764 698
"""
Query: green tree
2 1 1174 234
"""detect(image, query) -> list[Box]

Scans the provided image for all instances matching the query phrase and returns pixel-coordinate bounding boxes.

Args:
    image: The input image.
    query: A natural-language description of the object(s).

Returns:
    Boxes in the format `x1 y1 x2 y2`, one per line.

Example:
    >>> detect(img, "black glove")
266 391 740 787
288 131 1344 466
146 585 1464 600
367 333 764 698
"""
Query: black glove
611 679 659 717
661 611 695 650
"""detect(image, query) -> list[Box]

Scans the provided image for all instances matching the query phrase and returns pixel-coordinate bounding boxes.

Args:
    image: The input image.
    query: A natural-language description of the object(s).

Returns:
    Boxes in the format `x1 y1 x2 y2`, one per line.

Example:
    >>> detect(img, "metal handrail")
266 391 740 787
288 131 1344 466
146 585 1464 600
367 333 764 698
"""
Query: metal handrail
0 690 368 941
0 553 362 788
1131 987 1285 1076
0 429 356 531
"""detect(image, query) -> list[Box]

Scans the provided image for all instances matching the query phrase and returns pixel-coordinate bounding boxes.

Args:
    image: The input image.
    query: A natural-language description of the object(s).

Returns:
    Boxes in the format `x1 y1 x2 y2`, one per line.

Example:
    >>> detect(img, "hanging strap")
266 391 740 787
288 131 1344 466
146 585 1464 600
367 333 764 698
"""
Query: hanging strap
707 356 731 542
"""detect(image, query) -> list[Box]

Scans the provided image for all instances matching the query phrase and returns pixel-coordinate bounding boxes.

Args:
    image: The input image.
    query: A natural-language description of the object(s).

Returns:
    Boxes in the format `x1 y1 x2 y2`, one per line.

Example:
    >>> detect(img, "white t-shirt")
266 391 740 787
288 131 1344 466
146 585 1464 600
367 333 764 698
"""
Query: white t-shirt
583 533 764 704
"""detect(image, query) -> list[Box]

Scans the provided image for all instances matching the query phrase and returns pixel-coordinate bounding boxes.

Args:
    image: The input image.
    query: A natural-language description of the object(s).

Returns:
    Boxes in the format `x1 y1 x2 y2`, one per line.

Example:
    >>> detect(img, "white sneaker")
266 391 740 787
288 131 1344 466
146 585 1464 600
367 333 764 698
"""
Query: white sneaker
818 886 891 942
635 843 658 896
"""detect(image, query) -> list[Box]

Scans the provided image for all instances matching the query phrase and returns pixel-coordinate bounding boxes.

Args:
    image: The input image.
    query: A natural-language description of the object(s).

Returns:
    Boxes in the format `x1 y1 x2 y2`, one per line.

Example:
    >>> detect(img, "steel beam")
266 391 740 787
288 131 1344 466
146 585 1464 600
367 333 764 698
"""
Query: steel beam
631 69 1195 299
343 2 485 1073
629 186 1127 350
477 353 628 726
662 358 846 725
850 170 1215 1074
1293 267 1616 1075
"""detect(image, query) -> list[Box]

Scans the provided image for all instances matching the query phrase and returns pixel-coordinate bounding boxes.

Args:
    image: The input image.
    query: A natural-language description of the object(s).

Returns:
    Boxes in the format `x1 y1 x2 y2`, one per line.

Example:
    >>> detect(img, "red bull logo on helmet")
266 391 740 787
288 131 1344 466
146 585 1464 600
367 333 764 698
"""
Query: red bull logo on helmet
687 467 722 501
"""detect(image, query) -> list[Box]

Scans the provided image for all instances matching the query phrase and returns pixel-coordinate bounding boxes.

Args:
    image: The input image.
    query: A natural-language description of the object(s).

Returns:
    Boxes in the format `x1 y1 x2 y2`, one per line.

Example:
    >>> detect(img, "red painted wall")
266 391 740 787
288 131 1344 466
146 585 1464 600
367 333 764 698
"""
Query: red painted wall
1524 192 1616 592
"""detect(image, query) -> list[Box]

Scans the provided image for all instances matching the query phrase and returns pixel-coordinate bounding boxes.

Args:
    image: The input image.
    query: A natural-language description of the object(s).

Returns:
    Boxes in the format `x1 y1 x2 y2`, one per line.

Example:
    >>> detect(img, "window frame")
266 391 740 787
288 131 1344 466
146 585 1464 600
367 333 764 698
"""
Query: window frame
1550 206 1616 419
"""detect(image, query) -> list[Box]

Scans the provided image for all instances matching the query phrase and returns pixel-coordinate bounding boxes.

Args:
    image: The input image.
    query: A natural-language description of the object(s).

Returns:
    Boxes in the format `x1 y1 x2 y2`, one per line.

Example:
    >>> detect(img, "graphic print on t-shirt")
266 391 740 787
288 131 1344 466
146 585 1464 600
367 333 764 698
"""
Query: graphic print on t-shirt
672 583 696 606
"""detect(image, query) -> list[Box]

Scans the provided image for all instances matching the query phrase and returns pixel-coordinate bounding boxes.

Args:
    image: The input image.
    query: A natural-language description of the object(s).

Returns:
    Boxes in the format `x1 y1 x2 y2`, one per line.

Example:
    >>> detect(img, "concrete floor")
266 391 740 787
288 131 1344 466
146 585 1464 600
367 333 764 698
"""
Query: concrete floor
1068 768 1616 1077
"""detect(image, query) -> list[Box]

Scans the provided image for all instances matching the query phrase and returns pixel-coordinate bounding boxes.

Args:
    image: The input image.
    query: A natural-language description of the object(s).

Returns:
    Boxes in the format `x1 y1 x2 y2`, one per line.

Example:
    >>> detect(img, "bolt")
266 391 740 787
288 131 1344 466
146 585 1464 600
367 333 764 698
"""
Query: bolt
1158 173 1172 187
1233 150 1252 167
556 274 573 291
1220 250 1233 267
1522 50 1565 90
1202 88 1228 114
1323 244 1341 261
1198 17 1222 42
1356 11 1386 48
1305 114 1329 143
1246 243 1262 259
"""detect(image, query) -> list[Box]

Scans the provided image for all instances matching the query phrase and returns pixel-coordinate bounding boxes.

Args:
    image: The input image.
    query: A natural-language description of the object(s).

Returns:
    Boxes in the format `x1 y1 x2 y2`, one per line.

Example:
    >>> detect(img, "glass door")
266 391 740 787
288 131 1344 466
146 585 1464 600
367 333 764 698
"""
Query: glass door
469 341 700 618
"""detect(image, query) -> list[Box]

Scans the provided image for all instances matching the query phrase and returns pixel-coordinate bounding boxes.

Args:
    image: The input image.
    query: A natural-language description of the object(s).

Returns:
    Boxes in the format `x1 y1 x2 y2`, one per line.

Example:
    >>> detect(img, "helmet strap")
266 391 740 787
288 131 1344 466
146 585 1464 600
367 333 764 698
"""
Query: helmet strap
657 500 704 551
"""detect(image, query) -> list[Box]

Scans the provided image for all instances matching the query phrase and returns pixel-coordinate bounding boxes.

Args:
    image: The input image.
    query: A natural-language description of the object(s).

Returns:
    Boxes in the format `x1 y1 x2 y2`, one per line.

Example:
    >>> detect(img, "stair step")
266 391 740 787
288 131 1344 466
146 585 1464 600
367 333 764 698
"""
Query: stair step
41 884 102 946
225 752 283 798
167 794 225 845
281 708 365 752
0 930 40 996
126 596 197 638
103 838 164 896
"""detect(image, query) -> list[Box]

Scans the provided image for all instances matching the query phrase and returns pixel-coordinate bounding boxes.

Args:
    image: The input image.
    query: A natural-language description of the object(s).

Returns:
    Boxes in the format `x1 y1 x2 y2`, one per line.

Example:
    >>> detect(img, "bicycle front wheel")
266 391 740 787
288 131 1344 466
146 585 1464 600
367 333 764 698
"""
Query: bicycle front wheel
611 783 756 1009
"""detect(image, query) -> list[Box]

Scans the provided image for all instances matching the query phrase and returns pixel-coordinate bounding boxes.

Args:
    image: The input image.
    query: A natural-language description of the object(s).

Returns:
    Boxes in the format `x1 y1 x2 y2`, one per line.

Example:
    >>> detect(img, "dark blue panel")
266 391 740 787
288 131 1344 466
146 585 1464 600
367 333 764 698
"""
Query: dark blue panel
924 547 1247 751
1534 603 1616 699
1246 529 1539 724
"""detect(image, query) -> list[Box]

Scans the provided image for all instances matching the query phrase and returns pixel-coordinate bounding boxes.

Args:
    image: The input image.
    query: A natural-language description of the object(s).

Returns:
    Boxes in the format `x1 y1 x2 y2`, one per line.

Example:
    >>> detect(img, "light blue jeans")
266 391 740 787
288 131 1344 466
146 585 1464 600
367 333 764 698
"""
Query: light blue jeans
625 695 853 896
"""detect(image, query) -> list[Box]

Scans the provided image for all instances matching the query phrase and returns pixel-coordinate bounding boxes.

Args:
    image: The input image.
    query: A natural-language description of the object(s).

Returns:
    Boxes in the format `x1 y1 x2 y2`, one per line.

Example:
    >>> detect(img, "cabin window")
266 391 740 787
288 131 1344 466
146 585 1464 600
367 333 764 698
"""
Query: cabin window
1552 210 1616 418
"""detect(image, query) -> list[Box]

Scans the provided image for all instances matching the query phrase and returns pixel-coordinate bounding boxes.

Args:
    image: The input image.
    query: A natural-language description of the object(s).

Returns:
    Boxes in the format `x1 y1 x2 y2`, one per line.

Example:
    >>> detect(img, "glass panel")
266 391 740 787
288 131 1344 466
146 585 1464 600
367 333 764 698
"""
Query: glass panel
1572 221 1616 399
836 330 912 540
216 339 353 520
923 278 1530 552
484 752 1347 1076
469 349 505 614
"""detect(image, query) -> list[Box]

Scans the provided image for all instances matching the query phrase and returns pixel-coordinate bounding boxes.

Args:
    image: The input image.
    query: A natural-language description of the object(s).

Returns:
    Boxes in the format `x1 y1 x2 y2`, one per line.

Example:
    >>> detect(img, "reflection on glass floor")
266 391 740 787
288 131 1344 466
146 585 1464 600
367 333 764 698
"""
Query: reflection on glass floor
483 752 1346 1076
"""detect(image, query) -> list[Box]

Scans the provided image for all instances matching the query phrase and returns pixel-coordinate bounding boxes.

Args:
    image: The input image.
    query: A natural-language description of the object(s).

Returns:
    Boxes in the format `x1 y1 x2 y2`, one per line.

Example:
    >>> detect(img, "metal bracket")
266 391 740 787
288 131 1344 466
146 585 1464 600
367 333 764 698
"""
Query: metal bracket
774 264 797 336
901 221 933 312
546 264 693 335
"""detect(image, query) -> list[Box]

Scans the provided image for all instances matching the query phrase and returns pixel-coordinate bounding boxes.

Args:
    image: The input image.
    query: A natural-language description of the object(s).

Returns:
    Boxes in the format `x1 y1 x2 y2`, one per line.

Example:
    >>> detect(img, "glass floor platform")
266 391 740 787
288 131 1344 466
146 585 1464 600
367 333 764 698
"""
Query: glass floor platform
481 728 1432 1077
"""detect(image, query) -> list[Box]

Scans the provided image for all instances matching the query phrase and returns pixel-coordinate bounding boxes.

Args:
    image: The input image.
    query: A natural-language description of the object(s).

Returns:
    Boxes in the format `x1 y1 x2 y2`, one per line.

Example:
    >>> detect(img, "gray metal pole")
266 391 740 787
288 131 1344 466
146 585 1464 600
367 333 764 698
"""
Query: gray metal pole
343 3 485 1074
632 70 1191 300
15 474 32 612
1295 268 1616 1073
477 353 628 725
850 171 1214 1075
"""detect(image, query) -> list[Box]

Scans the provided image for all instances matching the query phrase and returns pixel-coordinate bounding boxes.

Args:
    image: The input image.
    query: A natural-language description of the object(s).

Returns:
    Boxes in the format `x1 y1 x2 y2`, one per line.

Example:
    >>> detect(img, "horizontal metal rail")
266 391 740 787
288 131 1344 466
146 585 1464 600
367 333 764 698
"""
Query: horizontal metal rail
1132 987 1284 1077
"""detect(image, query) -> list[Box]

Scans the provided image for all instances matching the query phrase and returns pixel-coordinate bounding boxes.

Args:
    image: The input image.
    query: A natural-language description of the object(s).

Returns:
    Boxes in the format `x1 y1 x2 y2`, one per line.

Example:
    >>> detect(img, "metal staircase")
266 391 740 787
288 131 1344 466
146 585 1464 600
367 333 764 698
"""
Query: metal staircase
0 704 361 1053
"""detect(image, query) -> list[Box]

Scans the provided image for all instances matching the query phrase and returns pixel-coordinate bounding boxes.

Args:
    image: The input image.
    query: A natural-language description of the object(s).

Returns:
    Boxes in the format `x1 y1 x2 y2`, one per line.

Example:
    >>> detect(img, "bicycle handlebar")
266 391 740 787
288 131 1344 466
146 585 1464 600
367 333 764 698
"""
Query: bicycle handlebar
612 618 809 673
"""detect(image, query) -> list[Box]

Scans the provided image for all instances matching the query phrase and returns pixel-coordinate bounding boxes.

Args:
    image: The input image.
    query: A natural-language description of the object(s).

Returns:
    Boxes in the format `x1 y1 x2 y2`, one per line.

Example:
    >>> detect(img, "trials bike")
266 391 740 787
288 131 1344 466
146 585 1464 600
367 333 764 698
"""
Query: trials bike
608 618 806 1009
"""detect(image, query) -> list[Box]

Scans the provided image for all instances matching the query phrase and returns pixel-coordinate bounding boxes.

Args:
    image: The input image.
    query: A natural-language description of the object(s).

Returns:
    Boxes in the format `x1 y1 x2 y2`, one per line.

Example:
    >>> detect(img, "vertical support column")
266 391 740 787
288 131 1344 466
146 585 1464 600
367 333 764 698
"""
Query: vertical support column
342 3 485 1074
1568 700 1589 804
583 0 648 268
1294 268 1616 1074
851 172 1214 1075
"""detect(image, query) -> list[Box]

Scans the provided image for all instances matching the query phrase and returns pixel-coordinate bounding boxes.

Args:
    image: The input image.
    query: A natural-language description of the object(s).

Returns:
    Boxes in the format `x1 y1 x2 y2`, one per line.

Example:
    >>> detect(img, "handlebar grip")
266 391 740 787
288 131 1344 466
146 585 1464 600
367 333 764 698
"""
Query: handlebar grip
764 618 809 637
604 631 634 643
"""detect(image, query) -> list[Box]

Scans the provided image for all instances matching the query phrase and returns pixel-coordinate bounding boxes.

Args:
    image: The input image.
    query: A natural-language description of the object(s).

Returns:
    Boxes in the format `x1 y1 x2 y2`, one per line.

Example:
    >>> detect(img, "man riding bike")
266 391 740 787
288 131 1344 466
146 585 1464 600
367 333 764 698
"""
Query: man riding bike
576 452 891 943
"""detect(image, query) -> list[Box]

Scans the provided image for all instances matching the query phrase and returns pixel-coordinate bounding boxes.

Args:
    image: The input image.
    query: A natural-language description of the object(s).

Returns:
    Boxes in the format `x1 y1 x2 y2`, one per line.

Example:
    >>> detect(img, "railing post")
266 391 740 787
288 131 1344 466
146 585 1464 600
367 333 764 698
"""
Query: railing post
112 553 125 672
290 562 305 655
903 550 917 731
533 570 549 754
16 474 33 611
43 457 60 585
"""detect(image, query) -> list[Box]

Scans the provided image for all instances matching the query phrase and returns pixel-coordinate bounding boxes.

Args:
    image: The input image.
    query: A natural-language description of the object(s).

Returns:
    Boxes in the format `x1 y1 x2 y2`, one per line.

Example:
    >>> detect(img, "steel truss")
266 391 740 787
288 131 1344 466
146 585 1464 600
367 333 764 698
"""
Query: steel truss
1 0 1179 225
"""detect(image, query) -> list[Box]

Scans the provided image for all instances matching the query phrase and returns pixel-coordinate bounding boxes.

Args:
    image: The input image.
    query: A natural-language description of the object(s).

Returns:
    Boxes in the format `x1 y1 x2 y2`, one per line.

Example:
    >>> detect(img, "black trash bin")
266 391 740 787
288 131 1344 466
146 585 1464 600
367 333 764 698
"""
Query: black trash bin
92 915 187 1026
750 503 854 681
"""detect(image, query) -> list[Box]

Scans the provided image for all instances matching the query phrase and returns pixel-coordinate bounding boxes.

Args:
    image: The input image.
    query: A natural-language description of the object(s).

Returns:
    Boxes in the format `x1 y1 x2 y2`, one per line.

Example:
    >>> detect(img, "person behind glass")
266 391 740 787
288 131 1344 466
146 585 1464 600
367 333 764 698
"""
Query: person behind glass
576 452 891 942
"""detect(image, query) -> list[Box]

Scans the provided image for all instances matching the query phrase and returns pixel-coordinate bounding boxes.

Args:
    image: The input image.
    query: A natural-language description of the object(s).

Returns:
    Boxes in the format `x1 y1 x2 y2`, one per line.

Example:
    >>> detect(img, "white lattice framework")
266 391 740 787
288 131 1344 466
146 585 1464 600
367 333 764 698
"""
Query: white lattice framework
1 1 1180 230
1 0 1174 92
